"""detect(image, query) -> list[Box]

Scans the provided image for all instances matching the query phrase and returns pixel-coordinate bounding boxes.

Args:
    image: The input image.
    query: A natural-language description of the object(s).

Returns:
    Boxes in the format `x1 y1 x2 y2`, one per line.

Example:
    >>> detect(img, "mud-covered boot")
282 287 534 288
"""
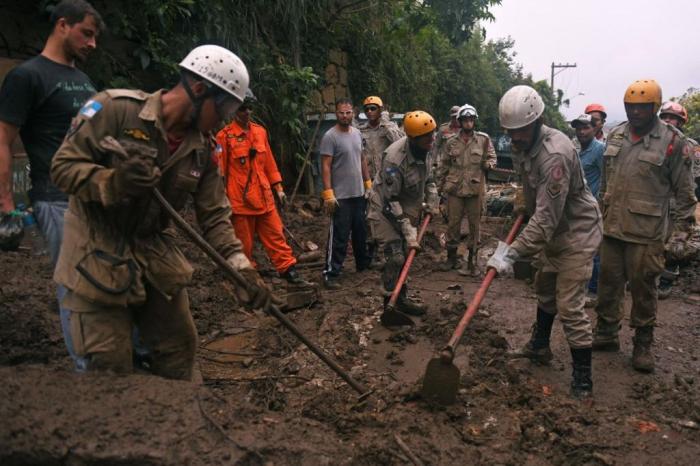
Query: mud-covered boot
397 296 427 316
592 321 620 351
281 266 316 288
516 308 554 364
458 247 478 276
438 247 458 271
570 347 593 398
632 326 655 373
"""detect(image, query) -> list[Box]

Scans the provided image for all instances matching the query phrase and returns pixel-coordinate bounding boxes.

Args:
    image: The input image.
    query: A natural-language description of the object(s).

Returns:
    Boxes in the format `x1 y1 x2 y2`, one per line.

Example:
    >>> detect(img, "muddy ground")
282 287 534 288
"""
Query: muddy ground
1 197 699 465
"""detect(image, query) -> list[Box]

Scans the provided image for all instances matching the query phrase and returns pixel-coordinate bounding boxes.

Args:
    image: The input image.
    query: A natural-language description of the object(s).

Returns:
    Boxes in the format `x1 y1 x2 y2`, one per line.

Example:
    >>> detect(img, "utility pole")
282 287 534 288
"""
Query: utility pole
550 62 577 98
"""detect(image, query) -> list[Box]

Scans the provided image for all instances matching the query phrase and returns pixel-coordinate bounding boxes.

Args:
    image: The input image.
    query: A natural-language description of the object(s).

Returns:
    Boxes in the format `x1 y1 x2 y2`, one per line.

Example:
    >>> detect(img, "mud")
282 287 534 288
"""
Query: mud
1 198 699 465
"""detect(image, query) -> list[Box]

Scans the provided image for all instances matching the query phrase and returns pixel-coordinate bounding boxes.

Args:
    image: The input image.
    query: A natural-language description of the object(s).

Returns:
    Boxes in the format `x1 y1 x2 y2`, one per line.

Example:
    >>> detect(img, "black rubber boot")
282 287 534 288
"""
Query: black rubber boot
438 247 458 271
570 347 593 398
592 320 620 351
632 326 654 373
517 308 555 364
281 266 316 288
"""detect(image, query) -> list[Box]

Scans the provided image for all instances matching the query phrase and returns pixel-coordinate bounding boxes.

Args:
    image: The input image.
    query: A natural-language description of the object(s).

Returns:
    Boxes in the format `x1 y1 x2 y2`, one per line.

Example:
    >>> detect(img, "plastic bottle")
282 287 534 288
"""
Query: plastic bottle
21 209 47 256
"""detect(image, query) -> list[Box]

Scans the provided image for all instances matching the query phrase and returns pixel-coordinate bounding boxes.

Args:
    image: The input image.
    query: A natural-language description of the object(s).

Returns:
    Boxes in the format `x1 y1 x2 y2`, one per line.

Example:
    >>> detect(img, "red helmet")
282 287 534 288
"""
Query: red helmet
584 103 607 119
659 101 688 124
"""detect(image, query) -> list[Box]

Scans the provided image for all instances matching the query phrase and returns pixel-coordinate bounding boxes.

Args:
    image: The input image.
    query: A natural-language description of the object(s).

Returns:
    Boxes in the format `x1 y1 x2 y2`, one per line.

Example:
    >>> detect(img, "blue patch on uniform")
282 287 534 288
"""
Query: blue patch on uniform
385 167 399 175
79 100 102 119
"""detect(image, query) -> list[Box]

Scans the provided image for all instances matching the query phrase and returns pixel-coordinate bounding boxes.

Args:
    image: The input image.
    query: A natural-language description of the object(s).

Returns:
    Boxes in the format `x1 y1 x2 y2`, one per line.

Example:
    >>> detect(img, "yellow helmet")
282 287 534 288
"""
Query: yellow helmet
624 79 662 112
403 110 436 138
363 96 383 107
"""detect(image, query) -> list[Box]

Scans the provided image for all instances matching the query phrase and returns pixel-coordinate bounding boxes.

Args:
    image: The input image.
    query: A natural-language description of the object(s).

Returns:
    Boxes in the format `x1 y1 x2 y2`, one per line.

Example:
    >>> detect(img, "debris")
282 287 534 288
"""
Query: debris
633 420 660 433
393 434 424 466
542 385 552 396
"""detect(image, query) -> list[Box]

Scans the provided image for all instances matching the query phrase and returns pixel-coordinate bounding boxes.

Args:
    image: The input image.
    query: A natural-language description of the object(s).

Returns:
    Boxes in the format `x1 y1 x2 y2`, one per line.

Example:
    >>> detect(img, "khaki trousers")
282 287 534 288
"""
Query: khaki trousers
534 255 594 348
446 194 481 249
66 285 198 380
595 236 665 329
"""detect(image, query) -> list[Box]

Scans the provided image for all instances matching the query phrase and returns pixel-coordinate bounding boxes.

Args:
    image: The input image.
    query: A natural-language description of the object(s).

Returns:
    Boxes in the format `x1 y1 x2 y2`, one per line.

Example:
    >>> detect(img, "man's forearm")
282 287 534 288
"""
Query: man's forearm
321 155 333 191
0 143 14 211
361 156 370 181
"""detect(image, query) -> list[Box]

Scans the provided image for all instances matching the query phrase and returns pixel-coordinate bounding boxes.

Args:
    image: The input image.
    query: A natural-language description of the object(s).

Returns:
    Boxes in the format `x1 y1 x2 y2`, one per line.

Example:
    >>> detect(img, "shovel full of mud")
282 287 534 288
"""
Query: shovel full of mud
421 214 525 405
380 214 432 328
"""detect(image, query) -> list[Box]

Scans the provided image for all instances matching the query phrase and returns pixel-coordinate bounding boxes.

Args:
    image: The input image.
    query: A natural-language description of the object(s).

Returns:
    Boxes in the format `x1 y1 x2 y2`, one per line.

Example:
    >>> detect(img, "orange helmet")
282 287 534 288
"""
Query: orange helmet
624 79 662 113
363 96 383 107
584 103 607 119
659 101 688 124
403 111 436 138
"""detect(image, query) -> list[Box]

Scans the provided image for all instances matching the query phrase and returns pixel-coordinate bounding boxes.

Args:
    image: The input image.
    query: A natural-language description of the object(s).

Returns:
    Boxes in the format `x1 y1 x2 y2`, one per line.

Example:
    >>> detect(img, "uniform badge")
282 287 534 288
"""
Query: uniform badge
79 99 102 119
124 128 150 141
237 136 245 142
547 183 562 198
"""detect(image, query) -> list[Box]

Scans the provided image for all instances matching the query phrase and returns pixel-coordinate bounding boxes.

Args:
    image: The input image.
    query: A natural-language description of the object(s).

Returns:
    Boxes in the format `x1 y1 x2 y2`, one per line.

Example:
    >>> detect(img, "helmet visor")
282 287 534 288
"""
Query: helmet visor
214 91 242 121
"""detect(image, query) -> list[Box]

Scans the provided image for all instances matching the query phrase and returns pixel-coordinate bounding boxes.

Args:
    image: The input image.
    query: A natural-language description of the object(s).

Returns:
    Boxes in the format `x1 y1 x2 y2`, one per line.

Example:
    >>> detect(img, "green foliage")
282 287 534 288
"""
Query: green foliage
677 88 700 140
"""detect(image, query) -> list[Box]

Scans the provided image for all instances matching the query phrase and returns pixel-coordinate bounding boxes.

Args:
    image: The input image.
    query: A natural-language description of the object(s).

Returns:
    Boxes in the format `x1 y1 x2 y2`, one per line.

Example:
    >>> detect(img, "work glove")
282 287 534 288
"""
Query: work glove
227 252 281 309
399 218 420 251
0 210 24 251
486 241 519 276
321 189 339 216
275 187 288 209
513 186 527 216
101 136 161 200
666 230 689 261
363 179 372 200
423 183 440 216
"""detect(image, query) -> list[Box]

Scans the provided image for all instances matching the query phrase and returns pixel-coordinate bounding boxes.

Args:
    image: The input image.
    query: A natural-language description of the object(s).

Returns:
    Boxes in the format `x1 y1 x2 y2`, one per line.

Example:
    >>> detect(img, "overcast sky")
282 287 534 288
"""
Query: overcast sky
482 0 700 123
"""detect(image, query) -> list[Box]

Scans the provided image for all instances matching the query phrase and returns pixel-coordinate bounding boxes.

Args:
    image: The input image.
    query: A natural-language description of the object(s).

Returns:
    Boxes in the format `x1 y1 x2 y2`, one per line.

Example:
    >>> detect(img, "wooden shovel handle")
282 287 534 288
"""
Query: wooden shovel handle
443 214 525 359
387 214 432 308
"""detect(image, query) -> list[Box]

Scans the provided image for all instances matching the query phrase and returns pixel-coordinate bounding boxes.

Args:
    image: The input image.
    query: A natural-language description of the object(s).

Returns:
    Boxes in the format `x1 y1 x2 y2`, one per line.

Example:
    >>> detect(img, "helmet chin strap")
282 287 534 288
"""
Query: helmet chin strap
180 71 211 129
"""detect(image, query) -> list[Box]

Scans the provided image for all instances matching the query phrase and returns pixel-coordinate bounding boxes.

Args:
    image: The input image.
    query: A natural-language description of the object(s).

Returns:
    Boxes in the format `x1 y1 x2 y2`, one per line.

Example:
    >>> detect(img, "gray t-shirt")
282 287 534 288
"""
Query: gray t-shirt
320 125 364 199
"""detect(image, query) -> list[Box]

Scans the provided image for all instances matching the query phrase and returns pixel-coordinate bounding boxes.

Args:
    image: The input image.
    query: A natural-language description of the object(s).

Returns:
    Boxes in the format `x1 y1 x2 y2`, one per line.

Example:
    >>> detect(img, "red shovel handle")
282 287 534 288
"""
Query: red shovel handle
387 214 432 308
441 214 525 361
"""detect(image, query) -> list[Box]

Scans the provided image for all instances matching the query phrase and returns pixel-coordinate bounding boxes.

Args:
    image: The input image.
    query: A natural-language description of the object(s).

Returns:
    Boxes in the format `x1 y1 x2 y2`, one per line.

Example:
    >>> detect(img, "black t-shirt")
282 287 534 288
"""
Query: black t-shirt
0 55 96 201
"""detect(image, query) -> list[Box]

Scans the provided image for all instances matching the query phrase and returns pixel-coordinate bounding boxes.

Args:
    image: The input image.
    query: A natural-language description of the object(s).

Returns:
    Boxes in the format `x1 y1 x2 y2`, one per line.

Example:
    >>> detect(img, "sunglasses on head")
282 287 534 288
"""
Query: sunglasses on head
364 105 379 112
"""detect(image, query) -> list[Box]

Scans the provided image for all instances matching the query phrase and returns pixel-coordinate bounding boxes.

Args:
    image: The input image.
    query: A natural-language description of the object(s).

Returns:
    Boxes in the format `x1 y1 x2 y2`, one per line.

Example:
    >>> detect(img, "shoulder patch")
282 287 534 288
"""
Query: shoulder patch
547 182 562 198
79 99 102 119
105 89 148 100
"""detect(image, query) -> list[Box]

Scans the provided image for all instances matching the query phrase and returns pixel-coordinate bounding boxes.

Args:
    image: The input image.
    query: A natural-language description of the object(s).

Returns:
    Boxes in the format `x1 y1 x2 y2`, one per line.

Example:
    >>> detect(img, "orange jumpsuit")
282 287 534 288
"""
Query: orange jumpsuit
215 120 295 273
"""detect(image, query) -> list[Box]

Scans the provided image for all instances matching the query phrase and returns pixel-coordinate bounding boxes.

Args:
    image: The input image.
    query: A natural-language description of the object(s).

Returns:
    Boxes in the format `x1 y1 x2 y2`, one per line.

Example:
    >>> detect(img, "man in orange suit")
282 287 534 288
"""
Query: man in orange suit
216 93 313 287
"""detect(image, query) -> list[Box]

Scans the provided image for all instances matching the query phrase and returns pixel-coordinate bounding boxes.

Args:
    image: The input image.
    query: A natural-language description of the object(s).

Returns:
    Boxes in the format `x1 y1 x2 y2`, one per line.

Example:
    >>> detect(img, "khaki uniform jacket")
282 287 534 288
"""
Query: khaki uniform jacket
357 116 404 178
367 137 434 231
51 89 244 308
437 130 496 197
600 118 697 244
511 125 602 267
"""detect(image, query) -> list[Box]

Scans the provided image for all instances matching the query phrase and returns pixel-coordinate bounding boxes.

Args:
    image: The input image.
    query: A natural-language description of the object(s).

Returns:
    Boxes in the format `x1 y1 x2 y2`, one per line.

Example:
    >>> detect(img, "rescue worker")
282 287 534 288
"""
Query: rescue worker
656 101 696 299
356 95 404 264
367 111 440 316
215 92 313 287
593 80 697 373
356 96 404 179
487 85 602 398
437 104 496 275
50 45 275 380
431 105 461 171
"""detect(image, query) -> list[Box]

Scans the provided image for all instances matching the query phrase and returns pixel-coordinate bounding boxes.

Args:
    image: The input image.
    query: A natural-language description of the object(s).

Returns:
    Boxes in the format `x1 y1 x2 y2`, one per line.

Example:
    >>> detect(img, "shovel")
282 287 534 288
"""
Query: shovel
420 214 525 405
380 214 432 327
152 188 371 400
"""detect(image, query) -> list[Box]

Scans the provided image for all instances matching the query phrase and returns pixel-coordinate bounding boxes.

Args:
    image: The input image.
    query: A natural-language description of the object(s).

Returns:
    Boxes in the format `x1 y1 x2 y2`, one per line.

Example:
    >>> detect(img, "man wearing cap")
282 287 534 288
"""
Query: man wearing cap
437 104 496 275
488 85 602 398
356 96 404 179
571 114 605 306
593 80 696 373
367 111 440 319
50 45 275 379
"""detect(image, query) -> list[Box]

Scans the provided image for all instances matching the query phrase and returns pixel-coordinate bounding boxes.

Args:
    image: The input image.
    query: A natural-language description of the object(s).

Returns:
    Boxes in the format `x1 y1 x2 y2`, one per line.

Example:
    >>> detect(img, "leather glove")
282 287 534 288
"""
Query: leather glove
513 186 527 215
322 189 338 216
423 183 440 215
226 252 281 309
0 210 24 251
100 136 161 199
486 241 519 276
399 218 420 251
275 187 288 209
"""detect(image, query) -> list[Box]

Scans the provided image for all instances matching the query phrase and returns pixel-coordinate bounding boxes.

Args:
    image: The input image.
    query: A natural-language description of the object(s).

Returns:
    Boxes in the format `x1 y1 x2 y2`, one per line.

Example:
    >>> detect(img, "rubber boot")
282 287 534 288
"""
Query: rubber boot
592 321 620 351
632 326 655 373
517 308 554 364
570 347 593 398
281 265 316 288
397 296 427 316
458 247 478 276
438 247 458 271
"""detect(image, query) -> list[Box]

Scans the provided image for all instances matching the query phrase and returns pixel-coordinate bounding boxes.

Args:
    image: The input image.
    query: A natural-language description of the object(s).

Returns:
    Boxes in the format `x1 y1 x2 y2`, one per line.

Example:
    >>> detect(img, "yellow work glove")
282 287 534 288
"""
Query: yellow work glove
322 189 338 216
363 179 372 200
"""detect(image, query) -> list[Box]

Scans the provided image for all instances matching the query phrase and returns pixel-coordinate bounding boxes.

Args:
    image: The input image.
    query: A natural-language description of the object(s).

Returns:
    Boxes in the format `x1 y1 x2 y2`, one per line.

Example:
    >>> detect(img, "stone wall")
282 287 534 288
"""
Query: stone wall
309 49 350 112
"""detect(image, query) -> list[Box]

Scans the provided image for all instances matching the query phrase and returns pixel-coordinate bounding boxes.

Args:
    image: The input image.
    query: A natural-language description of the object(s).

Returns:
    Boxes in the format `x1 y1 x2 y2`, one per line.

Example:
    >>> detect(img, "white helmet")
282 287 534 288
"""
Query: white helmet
498 85 545 129
458 104 478 119
179 45 249 102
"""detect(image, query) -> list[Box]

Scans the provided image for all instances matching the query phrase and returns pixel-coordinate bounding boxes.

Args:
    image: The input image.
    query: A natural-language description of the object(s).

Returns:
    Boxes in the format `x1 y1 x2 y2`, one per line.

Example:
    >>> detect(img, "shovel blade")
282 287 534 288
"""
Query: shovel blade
380 309 415 327
420 357 460 405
